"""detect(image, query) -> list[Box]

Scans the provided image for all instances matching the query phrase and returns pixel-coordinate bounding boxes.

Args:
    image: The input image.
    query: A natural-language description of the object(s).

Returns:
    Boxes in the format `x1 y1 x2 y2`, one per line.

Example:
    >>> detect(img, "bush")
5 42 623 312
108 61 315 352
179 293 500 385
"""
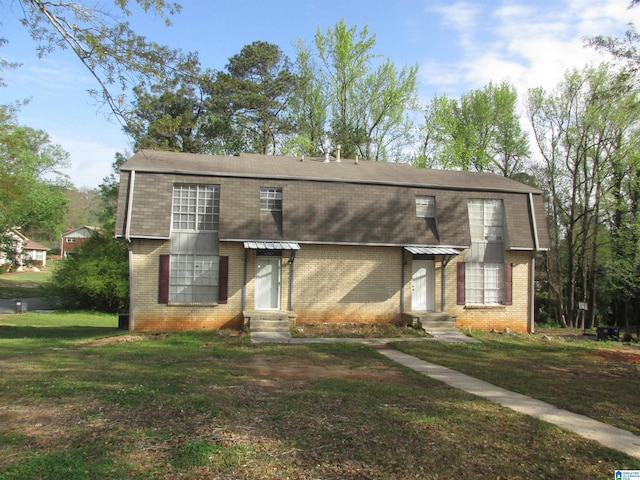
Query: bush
50 232 129 313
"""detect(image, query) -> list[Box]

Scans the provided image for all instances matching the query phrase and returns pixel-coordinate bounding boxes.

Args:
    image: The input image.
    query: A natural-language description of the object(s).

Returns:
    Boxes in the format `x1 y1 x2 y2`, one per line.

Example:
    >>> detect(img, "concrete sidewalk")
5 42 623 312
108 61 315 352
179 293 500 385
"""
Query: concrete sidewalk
378 347 640 461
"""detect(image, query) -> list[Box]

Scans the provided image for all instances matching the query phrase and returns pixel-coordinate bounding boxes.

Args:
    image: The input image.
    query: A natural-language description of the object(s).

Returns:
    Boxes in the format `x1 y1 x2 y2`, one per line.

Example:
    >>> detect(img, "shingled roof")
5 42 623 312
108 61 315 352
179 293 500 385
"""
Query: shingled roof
122 150 541 194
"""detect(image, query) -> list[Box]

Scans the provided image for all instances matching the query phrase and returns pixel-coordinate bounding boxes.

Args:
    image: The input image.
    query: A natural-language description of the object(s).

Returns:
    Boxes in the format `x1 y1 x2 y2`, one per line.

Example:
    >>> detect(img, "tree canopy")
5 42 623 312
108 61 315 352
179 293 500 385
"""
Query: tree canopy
2 0 184 130
0 105 68 239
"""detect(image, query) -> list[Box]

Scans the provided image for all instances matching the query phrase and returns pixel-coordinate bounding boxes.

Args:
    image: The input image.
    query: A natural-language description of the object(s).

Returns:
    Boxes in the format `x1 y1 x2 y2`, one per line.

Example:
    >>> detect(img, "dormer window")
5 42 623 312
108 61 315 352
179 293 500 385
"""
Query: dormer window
261 187 282 211
415 195 435 218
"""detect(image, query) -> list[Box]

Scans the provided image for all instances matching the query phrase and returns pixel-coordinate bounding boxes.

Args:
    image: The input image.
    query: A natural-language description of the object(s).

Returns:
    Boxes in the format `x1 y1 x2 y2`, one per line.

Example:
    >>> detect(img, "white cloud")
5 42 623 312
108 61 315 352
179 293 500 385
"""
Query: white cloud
51 135 128 189
421 0 633 101
430 1 482 48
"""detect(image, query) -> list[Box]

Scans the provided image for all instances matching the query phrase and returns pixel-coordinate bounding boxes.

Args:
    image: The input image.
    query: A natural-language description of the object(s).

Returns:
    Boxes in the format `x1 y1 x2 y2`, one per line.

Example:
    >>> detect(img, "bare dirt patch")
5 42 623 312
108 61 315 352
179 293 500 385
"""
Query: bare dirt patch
590 348 640 364
77 333 168 347
240 354 412 384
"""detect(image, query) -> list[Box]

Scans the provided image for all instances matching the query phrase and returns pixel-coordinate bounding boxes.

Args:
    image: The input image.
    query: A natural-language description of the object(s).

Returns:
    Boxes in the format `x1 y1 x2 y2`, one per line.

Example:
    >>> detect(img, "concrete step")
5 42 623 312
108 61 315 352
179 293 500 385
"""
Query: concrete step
250 332 292 343
249 318 290 332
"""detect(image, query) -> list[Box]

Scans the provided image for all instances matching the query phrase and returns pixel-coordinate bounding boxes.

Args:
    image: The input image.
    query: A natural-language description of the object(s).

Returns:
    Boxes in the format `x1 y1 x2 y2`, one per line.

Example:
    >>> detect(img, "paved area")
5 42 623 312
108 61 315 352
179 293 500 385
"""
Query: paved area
378 347 640 460
0 297 59 314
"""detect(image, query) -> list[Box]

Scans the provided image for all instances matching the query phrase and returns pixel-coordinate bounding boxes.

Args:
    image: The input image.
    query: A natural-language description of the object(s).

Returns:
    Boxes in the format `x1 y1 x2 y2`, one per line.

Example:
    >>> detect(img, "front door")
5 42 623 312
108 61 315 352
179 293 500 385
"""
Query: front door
255 257 281 310
412 260 435 311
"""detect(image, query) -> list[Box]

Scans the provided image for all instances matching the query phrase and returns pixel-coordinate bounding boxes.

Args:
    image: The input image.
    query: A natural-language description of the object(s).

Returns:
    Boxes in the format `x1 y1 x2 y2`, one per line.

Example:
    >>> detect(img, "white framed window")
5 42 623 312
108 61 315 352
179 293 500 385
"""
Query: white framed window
260 187 282 211
468 199 503 242
415 195 435 218
169 254 219 303
172 184 219 231
169 184 220 303
465 199 506 305
466 262 504 304
66 238 76 243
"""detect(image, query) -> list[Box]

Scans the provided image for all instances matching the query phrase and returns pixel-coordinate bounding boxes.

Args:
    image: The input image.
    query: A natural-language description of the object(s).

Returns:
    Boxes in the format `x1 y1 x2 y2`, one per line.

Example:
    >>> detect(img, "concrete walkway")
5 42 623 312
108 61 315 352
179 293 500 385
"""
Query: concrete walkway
378 347 640 461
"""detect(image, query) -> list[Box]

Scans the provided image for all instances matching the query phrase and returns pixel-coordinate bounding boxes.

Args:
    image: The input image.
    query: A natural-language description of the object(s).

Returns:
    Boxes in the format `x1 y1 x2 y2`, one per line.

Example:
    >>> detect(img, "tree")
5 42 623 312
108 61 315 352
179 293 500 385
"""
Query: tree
297 19 418 160
214 41 296 155
0 105 69 240
51 230 129 312
2 0 184 129
527 64 640 328
420 81 529 176
125 54 220 153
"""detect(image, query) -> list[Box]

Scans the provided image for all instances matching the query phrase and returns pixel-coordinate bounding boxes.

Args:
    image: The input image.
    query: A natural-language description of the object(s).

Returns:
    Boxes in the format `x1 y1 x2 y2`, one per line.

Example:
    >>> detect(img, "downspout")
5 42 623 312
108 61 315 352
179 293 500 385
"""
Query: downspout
288 250 296 311
242 248 248 311
528 192 540 334
125 170 136 332
400 248 406 314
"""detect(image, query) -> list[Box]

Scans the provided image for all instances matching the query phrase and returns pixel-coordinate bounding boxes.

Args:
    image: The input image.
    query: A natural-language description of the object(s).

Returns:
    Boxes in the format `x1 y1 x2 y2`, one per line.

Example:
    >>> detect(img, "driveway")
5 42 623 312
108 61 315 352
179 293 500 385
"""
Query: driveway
0 297 60 314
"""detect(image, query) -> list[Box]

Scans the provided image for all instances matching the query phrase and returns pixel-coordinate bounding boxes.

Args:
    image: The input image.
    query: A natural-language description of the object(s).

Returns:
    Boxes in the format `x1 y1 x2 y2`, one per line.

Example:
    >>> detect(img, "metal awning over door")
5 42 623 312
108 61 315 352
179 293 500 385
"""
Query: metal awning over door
243 241 300 250
404 246 461 255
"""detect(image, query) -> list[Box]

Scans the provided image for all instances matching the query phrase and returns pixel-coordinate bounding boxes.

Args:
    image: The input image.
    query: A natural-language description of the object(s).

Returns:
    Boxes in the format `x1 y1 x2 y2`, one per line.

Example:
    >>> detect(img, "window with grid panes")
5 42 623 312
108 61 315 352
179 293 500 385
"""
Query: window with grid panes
260 187 282 211
172 184 219 231
415 195 435 218
466 199 505 304
169 184 220 303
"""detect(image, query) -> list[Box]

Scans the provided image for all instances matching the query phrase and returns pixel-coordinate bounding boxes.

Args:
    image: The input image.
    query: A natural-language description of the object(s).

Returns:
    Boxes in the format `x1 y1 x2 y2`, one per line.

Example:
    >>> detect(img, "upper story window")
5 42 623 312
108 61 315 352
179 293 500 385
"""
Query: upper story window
468 199 504 242
172 184 219 231
415 195 435 218
260 187 282 211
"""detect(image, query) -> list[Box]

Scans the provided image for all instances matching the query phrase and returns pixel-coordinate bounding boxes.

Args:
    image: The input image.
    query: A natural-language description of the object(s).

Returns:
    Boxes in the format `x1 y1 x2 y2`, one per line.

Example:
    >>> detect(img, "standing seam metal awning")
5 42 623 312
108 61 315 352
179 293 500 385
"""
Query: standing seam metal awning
404 246 461 255
243 241 301 250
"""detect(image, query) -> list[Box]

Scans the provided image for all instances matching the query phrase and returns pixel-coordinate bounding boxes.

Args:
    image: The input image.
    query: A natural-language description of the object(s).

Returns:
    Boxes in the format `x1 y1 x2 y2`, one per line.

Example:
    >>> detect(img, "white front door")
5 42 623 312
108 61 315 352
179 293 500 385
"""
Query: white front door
412 260 435 311
255 257 281 310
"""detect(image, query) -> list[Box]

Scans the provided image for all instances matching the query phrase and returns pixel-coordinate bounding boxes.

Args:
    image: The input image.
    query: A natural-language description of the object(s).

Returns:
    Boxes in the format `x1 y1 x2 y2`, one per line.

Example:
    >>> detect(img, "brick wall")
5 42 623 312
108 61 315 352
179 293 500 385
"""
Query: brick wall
130 240 244 332
291 244 402 324
130 238 534 332
447 251 533 333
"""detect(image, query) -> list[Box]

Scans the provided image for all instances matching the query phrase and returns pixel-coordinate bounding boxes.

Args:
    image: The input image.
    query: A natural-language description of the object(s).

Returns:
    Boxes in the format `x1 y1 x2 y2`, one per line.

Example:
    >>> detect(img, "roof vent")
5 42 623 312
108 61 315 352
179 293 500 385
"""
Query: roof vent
355 155 359 165
324 150 330 163
300 155 304 162
336 144 341 163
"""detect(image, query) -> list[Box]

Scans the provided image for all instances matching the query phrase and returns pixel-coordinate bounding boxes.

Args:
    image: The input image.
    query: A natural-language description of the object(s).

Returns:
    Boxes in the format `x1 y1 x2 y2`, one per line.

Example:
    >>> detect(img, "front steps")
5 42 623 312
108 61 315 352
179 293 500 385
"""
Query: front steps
403 312 478 342
243 310 295 343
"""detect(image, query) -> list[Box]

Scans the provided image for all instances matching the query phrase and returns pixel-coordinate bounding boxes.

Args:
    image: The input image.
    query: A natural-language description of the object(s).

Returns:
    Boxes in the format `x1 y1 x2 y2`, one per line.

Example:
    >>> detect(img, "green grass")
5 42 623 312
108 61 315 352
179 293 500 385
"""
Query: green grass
0 319 637 479
0 261 59 298
394 330 640 435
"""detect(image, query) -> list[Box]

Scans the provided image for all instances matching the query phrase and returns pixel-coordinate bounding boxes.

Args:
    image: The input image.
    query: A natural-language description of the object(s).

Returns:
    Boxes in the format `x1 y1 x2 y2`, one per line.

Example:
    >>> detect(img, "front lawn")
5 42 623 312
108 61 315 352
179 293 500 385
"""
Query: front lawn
0 316 636 479
394 329 640 435
0 261 58 298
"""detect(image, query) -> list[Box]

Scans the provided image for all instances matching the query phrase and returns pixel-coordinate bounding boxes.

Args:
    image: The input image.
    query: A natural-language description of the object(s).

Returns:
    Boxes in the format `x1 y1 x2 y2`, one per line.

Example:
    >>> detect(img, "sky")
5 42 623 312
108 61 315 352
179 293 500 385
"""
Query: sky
1 0 639 189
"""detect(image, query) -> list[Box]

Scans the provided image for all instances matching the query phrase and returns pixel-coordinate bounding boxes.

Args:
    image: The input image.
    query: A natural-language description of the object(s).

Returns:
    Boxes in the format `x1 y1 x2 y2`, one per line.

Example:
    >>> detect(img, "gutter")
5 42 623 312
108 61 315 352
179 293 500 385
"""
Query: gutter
125 171 136 331
528 192 540 334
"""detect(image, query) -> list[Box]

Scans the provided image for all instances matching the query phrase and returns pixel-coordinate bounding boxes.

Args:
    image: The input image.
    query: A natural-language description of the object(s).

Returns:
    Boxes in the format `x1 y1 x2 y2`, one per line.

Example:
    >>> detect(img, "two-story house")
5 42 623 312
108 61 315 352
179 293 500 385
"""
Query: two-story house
115 150 549 333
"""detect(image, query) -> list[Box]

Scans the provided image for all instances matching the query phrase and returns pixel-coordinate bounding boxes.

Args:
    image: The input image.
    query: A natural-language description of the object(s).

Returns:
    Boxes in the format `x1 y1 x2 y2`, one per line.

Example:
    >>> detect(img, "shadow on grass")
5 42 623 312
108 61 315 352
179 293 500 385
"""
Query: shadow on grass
0 325 120 340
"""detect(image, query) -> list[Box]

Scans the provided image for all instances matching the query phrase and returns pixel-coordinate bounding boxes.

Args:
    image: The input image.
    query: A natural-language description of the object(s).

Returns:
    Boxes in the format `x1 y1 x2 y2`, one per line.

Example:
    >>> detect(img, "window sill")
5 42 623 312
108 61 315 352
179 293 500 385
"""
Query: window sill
464 304 506 310
168 302 218 307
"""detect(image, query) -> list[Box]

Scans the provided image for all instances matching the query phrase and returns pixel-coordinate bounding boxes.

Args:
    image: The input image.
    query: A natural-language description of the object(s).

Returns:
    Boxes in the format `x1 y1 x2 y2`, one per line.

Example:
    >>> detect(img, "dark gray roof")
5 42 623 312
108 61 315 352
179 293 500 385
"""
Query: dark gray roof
121 150 541 194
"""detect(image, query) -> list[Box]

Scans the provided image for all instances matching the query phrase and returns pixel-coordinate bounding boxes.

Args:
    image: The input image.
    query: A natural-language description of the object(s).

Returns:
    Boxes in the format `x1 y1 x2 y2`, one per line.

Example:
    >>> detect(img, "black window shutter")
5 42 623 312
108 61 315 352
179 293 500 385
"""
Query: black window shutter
218 256 229 304
456 262 465 305
159 255 170 304
504 263 513 305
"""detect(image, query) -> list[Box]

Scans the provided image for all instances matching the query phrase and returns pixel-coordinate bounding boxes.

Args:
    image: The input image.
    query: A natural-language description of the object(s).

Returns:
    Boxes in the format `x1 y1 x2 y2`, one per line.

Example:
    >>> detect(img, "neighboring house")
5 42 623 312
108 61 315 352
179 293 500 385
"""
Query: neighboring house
115 149 550 333
61 226 96 257
0 229 48 268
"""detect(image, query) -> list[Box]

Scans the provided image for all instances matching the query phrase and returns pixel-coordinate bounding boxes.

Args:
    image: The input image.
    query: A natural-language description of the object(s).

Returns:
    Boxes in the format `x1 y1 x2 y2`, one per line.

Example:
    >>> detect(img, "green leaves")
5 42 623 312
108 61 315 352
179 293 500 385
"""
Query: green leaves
0 106 69 238
422 81 529 175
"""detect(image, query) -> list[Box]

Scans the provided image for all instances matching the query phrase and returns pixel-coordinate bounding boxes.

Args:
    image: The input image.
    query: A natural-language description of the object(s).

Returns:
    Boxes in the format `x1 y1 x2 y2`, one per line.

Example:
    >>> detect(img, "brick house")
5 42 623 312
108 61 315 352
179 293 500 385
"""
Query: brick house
115 150 549 333
61 226 96 257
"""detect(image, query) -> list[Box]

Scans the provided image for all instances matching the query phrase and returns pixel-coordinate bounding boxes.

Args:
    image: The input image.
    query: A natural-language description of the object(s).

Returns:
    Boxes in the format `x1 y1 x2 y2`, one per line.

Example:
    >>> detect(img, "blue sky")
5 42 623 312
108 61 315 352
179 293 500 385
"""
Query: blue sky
1 0 638 188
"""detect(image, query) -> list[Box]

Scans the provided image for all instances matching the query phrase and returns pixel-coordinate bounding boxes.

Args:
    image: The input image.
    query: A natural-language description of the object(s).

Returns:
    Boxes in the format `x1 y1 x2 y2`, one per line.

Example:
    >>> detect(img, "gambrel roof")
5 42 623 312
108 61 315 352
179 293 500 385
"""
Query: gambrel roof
121 150 541 194
116 150 550 251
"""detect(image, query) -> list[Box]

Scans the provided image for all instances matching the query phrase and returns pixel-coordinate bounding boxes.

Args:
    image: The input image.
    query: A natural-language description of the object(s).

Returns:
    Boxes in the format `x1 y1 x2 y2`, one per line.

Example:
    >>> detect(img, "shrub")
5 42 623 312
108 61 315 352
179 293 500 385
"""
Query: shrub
50 232 129 312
